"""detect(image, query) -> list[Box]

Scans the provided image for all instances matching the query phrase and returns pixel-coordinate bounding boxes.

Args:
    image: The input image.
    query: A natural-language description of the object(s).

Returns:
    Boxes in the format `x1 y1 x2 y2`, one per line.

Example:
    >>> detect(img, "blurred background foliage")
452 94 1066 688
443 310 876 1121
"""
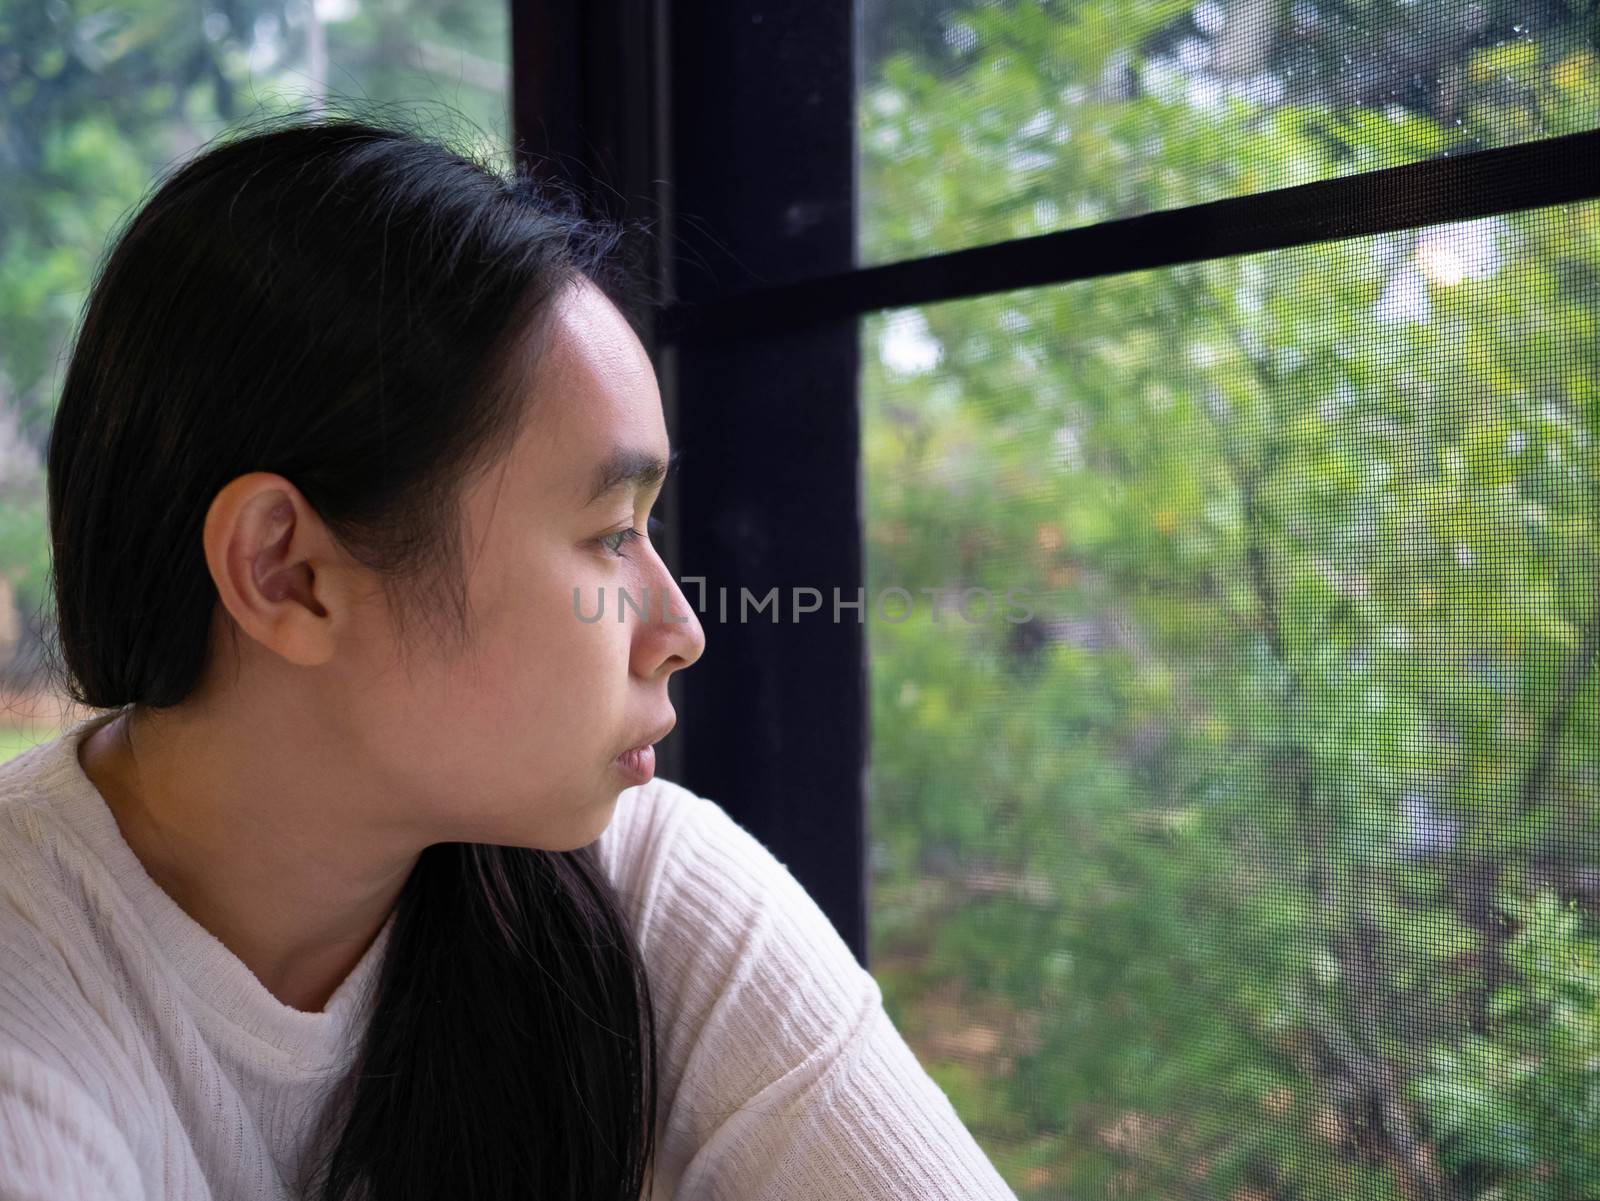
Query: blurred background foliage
857 2 1598 1199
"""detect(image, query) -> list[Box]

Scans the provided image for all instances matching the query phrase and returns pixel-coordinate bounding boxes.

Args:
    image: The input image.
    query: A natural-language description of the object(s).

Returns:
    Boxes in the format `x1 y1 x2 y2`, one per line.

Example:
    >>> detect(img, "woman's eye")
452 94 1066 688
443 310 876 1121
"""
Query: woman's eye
599 515 665 559
599 527 642 558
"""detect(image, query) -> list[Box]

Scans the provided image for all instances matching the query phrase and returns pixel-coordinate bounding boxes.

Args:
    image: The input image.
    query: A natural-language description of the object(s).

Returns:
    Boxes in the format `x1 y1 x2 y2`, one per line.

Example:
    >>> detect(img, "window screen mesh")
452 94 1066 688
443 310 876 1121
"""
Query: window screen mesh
857 1 1599 266
861 189 1599 1196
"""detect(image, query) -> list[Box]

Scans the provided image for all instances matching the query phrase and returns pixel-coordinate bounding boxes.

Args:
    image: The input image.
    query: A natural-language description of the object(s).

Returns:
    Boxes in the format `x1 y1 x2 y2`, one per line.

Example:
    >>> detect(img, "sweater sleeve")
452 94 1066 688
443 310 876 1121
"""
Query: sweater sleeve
0 1047 146 1201
634 787 1019 1201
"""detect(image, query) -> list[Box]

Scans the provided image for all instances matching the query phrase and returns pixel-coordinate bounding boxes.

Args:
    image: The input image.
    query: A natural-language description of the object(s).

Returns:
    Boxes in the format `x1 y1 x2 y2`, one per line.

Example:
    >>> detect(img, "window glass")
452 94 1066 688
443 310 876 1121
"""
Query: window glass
857 1 1600 265
863 198 1600 1197
0 0 508 755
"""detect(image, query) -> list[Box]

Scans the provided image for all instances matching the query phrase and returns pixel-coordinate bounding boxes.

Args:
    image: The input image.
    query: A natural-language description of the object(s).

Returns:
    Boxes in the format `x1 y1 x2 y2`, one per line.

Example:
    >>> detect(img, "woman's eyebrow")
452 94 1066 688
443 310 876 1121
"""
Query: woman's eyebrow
585 444 679 506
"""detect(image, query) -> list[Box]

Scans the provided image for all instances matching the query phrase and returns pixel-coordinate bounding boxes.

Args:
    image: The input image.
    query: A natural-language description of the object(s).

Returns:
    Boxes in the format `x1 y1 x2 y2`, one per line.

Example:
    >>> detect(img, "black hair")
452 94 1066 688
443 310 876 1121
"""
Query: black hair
44 108 659 1200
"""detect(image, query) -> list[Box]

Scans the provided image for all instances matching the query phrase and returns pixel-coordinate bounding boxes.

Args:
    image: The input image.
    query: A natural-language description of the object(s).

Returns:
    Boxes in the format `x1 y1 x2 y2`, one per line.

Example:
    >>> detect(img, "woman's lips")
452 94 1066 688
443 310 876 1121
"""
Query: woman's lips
613 743 656 784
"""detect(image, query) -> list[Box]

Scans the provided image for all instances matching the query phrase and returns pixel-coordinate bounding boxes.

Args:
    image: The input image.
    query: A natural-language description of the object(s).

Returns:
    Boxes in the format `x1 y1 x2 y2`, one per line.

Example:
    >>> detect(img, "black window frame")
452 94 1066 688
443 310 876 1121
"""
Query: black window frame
509 0 1600 968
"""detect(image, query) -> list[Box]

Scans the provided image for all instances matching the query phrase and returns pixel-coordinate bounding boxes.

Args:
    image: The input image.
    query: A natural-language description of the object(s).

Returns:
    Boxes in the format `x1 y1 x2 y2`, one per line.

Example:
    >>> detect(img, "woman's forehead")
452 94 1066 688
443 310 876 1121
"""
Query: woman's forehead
503 285 668 508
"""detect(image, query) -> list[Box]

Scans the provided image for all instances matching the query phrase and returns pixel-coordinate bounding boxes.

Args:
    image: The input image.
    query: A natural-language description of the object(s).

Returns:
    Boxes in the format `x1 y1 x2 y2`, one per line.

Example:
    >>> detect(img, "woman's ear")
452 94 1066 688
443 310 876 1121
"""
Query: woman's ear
201 472 358 669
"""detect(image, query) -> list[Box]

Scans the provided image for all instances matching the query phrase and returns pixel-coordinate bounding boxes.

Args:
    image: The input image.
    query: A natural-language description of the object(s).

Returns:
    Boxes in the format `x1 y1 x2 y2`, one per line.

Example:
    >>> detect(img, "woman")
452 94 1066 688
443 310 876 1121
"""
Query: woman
0 115 1018 1200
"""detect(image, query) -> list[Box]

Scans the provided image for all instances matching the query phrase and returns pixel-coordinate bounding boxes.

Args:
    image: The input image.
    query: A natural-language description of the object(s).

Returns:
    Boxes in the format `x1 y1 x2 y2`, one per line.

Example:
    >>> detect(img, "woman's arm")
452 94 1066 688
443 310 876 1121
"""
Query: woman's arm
613 782 1020 1201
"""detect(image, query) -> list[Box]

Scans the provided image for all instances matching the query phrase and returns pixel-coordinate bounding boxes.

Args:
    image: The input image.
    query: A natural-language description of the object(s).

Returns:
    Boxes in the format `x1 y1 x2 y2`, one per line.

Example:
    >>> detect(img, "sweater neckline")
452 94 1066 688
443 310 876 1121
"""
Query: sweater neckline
40 709 397 1076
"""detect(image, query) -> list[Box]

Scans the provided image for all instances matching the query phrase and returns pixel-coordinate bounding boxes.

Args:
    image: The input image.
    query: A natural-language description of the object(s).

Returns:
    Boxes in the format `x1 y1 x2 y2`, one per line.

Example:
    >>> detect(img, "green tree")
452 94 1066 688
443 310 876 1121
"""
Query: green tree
860 4 1599 1198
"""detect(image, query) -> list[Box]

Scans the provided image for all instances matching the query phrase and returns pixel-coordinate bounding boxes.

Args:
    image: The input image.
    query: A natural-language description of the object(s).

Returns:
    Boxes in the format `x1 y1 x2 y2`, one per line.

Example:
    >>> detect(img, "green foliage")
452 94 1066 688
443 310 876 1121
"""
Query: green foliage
861 4 1600 1198
1415 887 1600 1195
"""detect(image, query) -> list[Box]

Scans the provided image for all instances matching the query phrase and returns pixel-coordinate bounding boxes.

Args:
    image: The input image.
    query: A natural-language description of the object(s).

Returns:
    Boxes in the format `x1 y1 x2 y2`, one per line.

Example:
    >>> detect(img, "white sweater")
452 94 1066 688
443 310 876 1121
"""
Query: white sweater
0 711 1018 1201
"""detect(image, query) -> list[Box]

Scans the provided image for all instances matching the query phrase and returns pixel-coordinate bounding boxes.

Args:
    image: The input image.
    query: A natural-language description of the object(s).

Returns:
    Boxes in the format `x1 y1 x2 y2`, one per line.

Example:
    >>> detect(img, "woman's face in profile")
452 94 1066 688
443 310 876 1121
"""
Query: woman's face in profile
351 276 705 851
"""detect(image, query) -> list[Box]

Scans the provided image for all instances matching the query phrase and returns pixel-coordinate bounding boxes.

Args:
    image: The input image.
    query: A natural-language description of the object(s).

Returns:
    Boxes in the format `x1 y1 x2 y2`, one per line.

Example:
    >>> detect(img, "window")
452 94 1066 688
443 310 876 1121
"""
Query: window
858 1 1599 262
654 5 1600 1199
862 200 1599 1194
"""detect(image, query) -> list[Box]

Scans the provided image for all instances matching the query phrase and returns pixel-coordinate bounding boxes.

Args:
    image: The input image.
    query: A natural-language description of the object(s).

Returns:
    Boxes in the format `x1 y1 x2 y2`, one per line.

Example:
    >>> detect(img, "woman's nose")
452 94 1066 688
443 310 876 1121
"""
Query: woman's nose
634 556 704 669
656 574 705 667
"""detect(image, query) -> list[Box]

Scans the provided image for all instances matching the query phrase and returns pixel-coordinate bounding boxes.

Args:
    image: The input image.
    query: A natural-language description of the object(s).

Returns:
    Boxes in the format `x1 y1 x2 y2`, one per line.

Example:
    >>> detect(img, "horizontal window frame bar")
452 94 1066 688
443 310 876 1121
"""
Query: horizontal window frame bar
660 127 1600 342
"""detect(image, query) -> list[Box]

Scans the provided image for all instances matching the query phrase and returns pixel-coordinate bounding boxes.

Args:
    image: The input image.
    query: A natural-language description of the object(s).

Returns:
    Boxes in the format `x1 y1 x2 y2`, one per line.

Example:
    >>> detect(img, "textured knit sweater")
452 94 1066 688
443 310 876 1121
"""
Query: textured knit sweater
0 710 1018 1201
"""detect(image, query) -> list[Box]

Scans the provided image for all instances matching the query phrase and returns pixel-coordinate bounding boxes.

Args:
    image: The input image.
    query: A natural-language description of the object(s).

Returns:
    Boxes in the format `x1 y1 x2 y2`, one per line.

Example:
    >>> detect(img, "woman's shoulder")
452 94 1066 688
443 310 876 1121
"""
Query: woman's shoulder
0 736 146 1037
0 738 88 934
0 733 113 941
588 775 849 972
0 724 109 877
590 776 713 900
0 753 151 1132
590 776 800 937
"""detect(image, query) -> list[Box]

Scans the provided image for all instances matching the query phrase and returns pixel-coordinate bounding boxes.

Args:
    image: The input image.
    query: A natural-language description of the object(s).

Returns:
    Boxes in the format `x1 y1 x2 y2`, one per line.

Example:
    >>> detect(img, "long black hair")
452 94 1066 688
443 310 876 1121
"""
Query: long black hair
43 109 659 1201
